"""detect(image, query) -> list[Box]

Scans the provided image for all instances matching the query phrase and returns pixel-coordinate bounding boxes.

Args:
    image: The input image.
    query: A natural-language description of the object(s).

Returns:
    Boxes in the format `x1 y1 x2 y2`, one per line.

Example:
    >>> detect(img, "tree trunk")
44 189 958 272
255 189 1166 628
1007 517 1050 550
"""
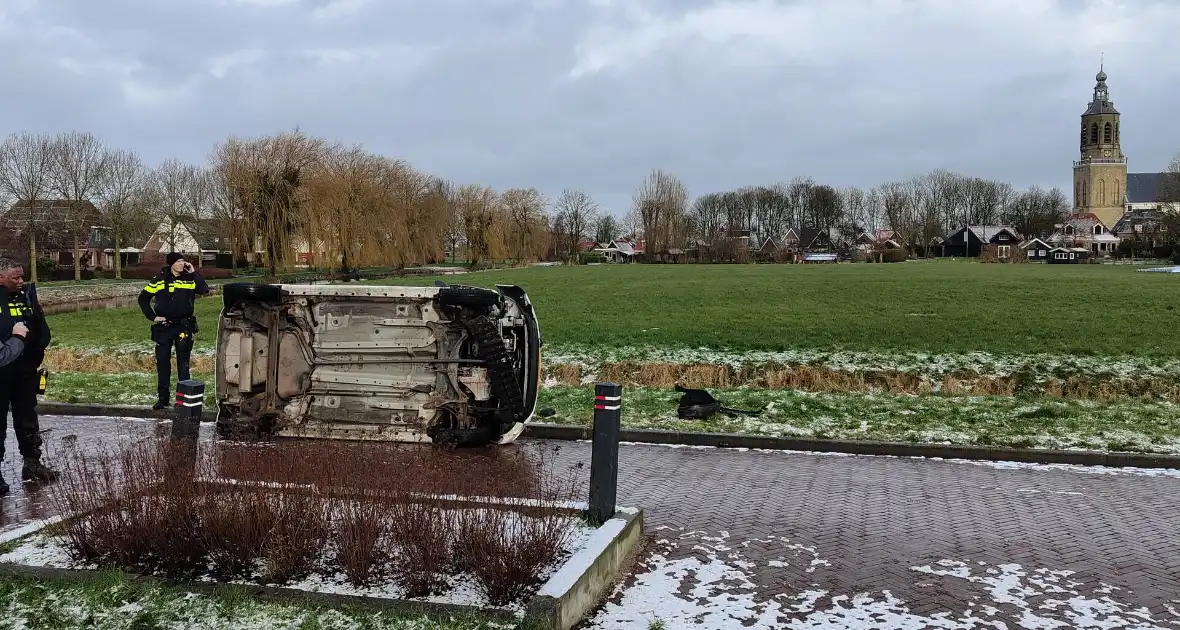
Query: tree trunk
114 233 123 280
29 232 38 284
74 233 82 281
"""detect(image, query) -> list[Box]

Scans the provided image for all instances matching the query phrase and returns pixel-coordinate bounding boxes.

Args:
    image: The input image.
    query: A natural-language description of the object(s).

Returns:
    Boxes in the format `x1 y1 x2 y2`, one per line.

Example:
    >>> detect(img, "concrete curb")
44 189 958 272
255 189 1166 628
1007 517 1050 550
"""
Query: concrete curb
521 423 1180 470
38 402 217 423
523 507 644 630
36 402 1180 470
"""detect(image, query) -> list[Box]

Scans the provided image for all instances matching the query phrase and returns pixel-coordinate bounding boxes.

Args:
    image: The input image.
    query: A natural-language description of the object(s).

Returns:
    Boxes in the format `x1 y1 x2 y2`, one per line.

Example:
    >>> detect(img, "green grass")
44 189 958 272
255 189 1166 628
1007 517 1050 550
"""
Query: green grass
0 571 503 629
44 262 1180 358
44 371 216 406
536 385 1180 454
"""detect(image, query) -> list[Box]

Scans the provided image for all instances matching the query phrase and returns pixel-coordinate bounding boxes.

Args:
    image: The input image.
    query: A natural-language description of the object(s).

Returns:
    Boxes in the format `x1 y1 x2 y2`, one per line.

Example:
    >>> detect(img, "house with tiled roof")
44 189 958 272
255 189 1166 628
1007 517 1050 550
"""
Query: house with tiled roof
1047 212 1120 256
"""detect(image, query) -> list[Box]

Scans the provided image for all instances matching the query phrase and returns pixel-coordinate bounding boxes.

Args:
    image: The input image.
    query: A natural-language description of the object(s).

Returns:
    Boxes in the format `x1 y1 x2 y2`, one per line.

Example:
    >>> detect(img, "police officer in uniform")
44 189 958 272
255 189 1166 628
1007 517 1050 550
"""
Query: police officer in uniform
138 253 210 410
0 256 58 495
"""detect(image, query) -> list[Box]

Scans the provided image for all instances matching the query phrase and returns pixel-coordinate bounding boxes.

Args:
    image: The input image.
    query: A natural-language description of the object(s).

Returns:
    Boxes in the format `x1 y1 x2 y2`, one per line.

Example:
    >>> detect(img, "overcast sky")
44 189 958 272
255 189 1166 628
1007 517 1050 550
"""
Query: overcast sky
2 0 1179 215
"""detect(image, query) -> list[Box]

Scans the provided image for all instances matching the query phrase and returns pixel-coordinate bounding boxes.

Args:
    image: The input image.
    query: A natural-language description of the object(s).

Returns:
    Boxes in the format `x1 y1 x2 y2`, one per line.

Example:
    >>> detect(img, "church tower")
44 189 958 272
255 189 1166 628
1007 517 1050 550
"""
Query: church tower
1072 63 1127 228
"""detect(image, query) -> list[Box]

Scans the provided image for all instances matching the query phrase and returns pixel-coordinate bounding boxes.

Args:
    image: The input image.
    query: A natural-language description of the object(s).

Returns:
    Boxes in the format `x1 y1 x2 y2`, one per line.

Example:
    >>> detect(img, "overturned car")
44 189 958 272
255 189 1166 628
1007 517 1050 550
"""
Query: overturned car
214 282 541 447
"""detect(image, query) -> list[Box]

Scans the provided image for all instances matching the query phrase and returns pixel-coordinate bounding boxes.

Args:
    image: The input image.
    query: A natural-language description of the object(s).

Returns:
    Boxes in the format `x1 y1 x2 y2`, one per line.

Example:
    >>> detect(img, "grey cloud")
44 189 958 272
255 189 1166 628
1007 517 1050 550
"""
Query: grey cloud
2 0 1180 217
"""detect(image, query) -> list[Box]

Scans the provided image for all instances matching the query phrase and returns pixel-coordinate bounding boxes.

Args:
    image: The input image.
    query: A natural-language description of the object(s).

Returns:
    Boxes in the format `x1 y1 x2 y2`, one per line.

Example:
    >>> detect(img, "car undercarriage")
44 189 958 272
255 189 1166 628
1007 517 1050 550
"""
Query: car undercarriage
214 282 541 447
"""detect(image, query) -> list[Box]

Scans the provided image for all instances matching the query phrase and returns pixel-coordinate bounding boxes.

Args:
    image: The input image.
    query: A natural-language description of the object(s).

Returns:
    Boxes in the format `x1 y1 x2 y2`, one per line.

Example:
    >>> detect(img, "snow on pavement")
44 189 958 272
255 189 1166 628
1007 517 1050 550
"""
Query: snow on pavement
586 528 1180 629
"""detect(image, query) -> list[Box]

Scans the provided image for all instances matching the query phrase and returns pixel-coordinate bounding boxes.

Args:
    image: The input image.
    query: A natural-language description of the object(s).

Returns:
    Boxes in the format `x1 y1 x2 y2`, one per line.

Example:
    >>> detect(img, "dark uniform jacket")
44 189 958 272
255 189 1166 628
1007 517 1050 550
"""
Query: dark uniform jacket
138 268 210 325
0 284 51 370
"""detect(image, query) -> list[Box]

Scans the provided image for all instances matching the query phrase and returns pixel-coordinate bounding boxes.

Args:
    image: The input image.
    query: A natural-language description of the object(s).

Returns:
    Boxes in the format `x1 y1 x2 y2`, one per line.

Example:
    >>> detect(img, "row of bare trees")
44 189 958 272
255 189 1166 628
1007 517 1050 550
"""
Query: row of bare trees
0 129 560 281
5 128 1177 280
668 170 1075 256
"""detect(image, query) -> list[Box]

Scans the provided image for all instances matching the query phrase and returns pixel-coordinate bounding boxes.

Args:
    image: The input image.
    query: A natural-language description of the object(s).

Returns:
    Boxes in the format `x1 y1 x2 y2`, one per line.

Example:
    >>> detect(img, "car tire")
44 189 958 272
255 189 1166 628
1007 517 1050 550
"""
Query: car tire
223 282 282 309
437 286 499 308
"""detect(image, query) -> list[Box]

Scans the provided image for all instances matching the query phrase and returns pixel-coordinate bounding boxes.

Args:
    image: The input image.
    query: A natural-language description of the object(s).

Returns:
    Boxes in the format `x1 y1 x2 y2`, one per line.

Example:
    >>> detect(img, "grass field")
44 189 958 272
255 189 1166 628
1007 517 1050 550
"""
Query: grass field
34 262 1180 452
45 262 1180 358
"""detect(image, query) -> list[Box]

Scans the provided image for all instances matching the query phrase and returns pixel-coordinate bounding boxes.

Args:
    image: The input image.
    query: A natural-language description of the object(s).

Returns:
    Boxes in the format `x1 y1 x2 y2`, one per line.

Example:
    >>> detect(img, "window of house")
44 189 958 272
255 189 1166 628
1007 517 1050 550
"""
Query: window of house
1070 253 1076 259
1093 225 1102 235
1065 225 1074 235
1090 123 1099 144
1039 249 1047 257
998 245 1010 258
1103 122 1112 144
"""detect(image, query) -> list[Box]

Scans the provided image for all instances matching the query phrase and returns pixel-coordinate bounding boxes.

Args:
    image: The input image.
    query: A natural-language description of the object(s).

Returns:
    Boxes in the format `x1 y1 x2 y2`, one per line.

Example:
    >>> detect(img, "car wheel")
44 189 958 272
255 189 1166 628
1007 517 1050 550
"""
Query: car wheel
223 282 282 309
437 286 499 308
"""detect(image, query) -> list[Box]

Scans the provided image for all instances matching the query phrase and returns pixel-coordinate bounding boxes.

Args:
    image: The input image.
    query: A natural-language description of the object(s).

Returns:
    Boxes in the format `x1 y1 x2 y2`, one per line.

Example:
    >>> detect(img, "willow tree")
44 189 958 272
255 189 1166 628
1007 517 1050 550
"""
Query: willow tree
302 144 390 271
456 184 506 266
215 130 326 276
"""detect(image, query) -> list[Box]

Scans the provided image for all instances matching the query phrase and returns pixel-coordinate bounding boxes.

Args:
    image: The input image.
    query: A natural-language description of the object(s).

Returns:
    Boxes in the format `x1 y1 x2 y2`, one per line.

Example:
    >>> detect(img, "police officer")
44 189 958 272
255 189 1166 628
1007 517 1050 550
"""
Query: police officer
138 253 210 410
0 256 58 495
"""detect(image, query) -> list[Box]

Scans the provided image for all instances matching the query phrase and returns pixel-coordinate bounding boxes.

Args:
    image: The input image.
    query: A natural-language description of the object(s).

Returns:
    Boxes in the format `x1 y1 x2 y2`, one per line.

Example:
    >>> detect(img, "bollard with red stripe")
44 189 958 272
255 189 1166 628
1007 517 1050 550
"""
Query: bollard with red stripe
588 382 622 526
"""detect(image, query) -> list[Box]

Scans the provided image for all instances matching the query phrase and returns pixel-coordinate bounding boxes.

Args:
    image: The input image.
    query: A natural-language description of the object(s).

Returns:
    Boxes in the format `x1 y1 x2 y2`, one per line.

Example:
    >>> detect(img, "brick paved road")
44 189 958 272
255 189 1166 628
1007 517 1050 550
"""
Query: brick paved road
5 417 1180 628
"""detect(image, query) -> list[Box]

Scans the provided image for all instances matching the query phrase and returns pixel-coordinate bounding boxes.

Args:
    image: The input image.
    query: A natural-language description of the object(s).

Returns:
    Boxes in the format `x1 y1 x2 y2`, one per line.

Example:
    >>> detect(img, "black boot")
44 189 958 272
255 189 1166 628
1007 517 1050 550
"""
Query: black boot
153 394 169 410
21 458 59 483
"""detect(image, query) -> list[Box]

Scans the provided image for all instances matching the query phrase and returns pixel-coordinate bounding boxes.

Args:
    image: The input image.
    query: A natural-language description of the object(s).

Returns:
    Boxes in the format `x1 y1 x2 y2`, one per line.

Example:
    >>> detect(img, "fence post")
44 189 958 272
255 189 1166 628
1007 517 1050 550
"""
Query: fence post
170 379 204 478
587 382 621 527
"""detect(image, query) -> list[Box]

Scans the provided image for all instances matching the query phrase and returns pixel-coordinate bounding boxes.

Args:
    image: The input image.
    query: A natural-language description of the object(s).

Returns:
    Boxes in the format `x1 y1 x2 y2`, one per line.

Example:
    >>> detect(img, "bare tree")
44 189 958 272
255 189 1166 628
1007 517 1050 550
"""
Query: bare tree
1161 151 1180 208
621 207 643 242
0 132 53 282
146 159 205 257
456 184 506 266
593 213 619 244
1005 186 1069 238
96 149 149 279
878 181 919 254
434 179 463 262
552 189 598 259
50 131 108 280
500 188 547 261
632 169 688 254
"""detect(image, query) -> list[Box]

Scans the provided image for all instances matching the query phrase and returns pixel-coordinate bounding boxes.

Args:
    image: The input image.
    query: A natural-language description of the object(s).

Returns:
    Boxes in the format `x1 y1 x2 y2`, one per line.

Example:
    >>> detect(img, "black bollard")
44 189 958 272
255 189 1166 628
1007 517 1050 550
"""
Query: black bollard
170 380 204 477
587 382 622 527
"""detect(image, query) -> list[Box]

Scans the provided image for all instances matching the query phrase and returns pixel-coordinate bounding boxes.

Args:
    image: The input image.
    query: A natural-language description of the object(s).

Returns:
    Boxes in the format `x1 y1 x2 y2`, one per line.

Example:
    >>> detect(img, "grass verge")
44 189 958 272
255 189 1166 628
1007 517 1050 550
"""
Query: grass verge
535 386 1180 455
0 570 506 629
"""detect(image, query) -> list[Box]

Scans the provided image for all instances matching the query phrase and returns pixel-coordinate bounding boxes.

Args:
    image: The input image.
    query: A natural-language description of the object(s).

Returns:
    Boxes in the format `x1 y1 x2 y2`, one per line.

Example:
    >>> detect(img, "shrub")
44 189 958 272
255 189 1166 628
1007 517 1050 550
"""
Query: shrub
50 437 583 605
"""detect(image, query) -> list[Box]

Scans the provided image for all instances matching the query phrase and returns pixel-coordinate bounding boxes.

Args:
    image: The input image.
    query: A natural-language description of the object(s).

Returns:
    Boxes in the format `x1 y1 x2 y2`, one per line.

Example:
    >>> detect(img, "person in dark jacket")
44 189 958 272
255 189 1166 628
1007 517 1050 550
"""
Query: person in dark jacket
138 253 210 409
0 322 29 369
0 256 58 495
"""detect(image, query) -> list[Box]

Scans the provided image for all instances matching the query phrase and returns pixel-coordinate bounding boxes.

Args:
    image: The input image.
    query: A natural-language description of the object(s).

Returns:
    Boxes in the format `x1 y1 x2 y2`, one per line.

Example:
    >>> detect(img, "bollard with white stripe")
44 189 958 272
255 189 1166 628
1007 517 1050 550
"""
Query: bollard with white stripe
588 382 622 526
172 380 205 441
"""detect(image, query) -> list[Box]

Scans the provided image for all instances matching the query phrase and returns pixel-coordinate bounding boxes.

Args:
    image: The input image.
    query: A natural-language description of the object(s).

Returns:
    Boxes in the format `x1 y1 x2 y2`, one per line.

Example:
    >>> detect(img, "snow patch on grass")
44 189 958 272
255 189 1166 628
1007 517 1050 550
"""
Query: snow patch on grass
546 344 1180 380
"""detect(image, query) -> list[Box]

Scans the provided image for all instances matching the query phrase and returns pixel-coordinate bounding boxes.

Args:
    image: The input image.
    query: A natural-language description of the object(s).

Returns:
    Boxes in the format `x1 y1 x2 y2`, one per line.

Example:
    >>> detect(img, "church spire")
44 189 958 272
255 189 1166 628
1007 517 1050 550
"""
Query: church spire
1093 55 1109 101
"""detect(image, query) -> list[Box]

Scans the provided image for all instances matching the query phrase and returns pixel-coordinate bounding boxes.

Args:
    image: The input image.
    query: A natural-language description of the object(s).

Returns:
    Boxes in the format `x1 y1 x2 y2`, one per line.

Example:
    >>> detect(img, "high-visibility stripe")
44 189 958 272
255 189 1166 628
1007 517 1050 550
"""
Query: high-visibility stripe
171 281 196 289
143 285 162 294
